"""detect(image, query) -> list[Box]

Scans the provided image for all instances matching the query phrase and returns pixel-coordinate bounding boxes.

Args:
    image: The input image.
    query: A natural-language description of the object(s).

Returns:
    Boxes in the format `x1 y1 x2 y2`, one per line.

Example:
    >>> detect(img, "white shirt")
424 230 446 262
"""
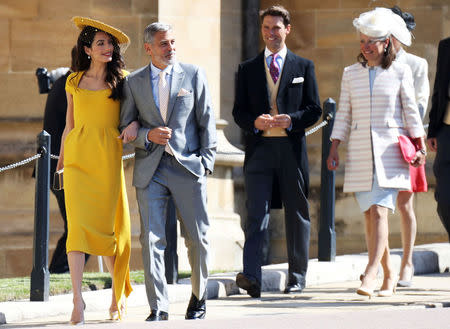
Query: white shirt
264 46 287 71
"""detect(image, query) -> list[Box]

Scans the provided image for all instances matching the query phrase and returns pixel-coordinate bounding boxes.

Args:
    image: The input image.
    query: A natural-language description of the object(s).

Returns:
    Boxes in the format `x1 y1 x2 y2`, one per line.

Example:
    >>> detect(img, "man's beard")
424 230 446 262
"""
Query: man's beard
165 51 176 65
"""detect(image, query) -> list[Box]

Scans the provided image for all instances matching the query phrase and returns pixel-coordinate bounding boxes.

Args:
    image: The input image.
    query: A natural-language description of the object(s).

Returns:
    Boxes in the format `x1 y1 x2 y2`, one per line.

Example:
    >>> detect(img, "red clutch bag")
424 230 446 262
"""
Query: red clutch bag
398 135 416 163
397 135 427 192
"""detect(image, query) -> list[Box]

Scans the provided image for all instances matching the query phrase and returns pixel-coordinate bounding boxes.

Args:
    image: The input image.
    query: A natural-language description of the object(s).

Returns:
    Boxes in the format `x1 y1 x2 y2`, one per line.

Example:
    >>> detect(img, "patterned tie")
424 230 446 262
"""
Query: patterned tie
159 71 169 123
158 70 173 154
269 53 280 84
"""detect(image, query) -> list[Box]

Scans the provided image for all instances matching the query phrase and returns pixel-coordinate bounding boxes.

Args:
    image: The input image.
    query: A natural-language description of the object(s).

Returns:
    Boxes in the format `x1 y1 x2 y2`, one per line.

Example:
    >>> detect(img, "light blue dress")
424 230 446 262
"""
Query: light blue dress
354 66 400 213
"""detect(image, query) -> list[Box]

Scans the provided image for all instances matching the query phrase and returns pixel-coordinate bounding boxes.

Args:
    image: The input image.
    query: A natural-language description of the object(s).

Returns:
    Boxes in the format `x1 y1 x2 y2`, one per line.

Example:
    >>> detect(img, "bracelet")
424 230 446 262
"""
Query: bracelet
418 149 427 156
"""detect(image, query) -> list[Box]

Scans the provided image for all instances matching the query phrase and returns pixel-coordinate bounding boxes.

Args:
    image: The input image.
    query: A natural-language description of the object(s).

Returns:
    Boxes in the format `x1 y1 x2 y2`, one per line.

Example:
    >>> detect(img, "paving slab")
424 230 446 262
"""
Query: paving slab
1 243 449 327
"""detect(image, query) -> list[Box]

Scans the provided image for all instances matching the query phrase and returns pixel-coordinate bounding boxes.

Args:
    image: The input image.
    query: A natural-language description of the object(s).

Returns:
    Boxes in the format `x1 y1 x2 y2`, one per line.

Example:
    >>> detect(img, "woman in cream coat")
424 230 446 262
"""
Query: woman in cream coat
327 8 426 298
390 6 430 287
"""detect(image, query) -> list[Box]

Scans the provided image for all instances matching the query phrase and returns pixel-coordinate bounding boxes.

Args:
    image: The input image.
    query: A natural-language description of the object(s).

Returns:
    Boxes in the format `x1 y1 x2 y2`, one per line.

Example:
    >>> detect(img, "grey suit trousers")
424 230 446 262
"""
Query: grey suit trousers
136 153 210 312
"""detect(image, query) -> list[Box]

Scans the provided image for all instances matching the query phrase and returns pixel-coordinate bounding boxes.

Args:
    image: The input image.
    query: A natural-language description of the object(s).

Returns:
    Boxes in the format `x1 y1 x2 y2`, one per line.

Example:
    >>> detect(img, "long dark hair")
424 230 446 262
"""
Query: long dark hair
73 25 125 100
357 37 395 69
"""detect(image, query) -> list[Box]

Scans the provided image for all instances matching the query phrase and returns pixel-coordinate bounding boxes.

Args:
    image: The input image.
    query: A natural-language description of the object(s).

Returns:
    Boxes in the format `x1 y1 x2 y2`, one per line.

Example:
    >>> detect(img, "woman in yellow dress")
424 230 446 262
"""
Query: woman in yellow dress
56 17 138 324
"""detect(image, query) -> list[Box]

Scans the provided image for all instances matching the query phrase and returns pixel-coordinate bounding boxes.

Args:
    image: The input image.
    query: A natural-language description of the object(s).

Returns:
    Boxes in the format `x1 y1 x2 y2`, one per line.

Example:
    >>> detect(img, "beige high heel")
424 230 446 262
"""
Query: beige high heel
109 309 119 321
357 275 377 299
378 278 398 297
70 299 86 325
109 300 126 321
356 286 374 299
397 265 414 287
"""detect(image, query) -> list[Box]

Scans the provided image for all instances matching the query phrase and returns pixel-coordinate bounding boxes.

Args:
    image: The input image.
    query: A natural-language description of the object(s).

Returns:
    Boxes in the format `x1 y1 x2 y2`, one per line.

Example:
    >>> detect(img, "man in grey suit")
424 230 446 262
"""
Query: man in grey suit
120 22 216 321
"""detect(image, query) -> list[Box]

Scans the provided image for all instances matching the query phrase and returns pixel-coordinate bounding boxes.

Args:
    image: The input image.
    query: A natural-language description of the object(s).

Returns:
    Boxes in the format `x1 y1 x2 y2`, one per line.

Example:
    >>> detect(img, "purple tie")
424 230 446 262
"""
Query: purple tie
269 53 280 83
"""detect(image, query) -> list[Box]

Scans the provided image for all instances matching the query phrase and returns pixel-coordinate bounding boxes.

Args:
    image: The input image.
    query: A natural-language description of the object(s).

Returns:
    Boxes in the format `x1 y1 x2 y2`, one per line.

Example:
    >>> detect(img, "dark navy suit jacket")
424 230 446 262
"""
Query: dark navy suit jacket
428 37 450 138
232 49 322 204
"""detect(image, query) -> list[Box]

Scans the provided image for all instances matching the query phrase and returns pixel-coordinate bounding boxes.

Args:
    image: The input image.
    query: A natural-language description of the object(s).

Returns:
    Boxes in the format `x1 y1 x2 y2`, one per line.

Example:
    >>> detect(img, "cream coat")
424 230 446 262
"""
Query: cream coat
396 48 429 119
331 61 426 192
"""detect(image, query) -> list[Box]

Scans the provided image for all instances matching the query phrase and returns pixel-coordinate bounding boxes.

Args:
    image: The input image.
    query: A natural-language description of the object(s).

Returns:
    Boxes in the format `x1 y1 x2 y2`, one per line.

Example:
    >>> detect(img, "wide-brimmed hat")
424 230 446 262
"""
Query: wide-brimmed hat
391 6 416 31
353 7 394 39
389 11 412 46
72 16 130 50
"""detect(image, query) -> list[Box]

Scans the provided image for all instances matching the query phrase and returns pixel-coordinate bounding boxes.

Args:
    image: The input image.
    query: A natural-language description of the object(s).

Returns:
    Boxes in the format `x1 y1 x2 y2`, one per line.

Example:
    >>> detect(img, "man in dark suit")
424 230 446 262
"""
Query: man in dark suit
232 5 322 298
35 46 81 273
427 37 450 241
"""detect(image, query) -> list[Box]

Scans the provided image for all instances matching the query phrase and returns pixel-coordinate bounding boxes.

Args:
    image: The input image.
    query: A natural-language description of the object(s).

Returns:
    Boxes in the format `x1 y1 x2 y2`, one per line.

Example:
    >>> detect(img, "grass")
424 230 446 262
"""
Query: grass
0 270 191 303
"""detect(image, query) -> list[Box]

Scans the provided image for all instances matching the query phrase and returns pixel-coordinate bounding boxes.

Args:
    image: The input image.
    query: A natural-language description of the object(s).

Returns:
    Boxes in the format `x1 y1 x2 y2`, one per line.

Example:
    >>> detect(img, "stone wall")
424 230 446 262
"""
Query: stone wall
0 0 449 278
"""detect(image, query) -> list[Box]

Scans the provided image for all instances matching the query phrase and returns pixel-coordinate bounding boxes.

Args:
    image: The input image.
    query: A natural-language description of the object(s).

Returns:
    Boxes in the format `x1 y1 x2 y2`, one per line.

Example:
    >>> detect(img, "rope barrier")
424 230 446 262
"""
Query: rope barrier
0 154 42 173
0 153 136 173
305 119 328 137
0 116 425 173
121 153 136 161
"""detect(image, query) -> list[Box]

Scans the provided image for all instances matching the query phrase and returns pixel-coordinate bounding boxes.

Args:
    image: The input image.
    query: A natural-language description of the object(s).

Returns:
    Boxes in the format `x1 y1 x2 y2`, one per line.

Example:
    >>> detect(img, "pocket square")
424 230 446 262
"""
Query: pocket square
292 77 304 84
177 88 192 96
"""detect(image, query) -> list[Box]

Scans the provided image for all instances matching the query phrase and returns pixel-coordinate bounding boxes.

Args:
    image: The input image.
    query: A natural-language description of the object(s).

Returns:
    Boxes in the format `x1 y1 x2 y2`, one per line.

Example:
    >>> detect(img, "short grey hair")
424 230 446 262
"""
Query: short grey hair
143 22 172 44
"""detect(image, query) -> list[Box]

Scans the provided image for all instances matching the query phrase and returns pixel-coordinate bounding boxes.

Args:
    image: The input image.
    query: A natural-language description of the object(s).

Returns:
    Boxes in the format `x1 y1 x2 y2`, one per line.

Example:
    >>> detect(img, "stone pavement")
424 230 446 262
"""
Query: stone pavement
1 243 449 328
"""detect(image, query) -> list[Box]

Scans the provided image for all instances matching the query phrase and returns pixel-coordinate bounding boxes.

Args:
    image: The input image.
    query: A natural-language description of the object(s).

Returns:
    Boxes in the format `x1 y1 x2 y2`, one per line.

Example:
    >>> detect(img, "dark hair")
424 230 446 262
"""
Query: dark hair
357 37 395 69
260 5 290 27
73 25 125 100
70 45 77 72
390 6 416 31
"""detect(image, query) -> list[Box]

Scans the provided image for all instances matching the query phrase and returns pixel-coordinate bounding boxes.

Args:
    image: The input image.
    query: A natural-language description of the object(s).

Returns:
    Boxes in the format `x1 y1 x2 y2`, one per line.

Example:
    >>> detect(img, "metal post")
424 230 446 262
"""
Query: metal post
318 98 337 261
30 130 50 301
97 256 104 273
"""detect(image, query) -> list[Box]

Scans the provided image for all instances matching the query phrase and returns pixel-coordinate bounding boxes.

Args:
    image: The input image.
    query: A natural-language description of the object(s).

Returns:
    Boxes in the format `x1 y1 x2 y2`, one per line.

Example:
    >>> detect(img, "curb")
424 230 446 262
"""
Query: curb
1 243 449 324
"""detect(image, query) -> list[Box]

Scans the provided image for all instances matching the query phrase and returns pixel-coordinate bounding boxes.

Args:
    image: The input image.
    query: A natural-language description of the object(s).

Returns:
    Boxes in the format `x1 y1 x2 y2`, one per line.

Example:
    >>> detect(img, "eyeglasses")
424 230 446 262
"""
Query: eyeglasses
361 38 386 46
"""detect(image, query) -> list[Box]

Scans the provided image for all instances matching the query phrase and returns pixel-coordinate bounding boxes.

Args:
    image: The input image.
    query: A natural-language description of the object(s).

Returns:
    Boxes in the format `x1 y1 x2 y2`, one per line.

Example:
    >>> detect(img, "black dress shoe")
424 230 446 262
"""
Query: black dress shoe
145 310 169 321
236 272 261 298
185 293 206 320
284 282 304 294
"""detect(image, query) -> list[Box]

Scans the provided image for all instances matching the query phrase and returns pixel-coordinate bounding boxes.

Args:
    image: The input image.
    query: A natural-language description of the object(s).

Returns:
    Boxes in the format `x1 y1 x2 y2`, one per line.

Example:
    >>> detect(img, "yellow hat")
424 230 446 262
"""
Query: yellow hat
72 16 130 46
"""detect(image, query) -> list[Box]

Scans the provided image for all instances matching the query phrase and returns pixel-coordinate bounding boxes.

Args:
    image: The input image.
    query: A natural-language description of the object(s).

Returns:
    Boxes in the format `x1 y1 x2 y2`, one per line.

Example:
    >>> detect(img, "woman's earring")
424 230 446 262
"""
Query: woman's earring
88 55 91 60
384 47 387 54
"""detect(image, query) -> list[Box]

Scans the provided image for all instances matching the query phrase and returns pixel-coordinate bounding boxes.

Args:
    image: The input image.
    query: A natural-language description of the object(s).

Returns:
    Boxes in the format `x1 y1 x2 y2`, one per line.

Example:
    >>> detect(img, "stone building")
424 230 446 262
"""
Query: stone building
0 0 448 278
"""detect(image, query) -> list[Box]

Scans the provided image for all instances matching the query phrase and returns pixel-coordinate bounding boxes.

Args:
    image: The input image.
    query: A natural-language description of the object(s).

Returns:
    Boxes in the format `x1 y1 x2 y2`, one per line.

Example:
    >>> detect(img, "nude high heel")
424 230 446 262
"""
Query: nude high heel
109 309 120 321
356 286 374 299
109 300 126 321
378 278 398 297
70 299 85 325
397 265 414 287
357 274 377 299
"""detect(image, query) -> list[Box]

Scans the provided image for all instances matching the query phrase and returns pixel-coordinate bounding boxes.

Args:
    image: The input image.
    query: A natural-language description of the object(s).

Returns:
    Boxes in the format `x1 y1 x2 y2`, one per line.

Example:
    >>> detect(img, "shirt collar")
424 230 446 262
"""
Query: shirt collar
264 45 287 60
150 63 173 79
395 47 406 61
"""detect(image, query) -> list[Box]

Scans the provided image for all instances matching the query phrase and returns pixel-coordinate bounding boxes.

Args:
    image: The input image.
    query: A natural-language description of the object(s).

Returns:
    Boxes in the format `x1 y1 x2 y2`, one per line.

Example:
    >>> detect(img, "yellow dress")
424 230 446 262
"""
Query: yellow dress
64 71 132 312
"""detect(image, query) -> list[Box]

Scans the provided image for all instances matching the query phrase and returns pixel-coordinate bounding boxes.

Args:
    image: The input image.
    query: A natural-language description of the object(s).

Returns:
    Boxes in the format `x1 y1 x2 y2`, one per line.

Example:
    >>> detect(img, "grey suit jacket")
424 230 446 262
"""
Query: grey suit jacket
120 62 217 188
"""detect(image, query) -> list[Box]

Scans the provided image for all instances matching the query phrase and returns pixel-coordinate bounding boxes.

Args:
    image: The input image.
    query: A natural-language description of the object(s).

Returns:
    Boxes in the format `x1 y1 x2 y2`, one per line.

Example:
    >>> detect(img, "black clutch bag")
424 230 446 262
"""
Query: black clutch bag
53 169 64 190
